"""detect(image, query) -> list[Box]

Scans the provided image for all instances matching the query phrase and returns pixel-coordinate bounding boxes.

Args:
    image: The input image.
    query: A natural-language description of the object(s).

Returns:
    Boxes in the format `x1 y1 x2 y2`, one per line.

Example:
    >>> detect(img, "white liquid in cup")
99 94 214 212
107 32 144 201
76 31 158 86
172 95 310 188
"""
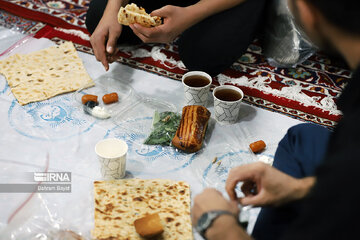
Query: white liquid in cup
95 138 128 179
95 138 128 158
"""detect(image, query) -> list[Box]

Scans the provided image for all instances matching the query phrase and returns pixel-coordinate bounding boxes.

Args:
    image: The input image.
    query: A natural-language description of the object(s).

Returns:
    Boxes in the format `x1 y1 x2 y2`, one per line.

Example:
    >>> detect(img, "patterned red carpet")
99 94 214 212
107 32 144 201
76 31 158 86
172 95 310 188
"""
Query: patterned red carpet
0 0 351 128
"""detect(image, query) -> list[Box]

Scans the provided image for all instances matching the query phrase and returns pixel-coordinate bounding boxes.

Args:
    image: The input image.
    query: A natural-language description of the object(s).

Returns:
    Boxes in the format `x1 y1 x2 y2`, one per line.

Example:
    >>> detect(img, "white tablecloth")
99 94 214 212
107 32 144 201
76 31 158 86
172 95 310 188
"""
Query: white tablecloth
0 27 302 239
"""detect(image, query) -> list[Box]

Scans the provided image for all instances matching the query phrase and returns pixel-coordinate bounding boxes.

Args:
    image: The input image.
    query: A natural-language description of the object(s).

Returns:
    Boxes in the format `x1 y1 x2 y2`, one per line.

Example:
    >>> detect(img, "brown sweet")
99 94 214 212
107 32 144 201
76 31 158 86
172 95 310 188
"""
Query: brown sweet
172 105 211 153
134 213 164 238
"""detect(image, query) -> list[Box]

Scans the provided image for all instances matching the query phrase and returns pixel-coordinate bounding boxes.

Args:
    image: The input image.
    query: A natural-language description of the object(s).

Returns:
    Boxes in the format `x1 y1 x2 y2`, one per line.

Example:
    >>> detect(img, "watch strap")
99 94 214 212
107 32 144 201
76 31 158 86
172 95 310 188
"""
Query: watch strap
197 210 238 239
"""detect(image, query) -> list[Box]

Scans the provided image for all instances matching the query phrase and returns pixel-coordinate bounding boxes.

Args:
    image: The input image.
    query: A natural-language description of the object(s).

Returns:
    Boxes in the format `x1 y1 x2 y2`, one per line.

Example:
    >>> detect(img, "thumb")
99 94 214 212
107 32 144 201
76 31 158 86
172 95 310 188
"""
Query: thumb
150 5 171 18
106 31 119 54
238 192 265 207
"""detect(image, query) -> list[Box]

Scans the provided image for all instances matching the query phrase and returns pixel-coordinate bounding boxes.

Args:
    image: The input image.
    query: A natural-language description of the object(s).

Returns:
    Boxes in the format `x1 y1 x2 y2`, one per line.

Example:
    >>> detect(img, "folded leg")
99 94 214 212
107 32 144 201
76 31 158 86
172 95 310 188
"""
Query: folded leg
178 0 267 76
252 123 332 240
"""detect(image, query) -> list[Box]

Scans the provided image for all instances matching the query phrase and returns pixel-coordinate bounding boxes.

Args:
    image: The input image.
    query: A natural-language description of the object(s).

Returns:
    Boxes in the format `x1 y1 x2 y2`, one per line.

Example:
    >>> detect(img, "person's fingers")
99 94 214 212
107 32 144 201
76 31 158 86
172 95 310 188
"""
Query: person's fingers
106 28 120 55
106 45 114 55
226 162 268 201
90 37 101 61
225 183 237 201
99 44 109 70
225 165 257 200
107 56 115 63
101 58 109 71
91 35 109 71
131 23 156 38
113 47 120 55
129 24 150 43
150 5 171 17
225 175 241 201
107 48 119 63
238 192 265 207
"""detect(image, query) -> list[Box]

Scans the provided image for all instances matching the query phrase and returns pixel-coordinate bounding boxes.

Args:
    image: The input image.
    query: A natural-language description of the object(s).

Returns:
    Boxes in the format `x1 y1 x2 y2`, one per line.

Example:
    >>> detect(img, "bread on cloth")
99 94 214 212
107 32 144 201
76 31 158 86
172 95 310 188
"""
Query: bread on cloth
0 41 94 105
134 213 164 238
117 3 162 27
172 105 211 153
91 179 193 240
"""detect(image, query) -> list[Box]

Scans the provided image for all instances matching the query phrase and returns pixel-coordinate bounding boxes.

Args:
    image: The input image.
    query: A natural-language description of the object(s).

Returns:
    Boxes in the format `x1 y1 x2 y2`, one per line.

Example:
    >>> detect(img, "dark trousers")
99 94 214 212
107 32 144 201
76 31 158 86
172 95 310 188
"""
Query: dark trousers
252 123 331 240
85 0 267 76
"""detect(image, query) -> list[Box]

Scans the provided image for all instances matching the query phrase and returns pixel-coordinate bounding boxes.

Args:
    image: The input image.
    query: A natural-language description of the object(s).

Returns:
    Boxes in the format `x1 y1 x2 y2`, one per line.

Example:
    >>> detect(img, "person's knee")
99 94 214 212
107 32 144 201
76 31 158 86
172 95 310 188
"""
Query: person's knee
276 123 331 176
178 39 232 77
286 123 330 143
280 124 319 152
287 123 314 141
177 0 267 76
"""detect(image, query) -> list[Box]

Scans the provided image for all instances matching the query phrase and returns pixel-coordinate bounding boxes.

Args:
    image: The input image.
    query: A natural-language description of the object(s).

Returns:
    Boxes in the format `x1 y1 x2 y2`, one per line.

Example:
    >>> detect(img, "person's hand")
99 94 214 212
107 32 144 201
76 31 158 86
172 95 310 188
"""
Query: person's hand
192 188 239 225
192 188 252 240
129 5 194 43
225 162 315 207
90 10 122 71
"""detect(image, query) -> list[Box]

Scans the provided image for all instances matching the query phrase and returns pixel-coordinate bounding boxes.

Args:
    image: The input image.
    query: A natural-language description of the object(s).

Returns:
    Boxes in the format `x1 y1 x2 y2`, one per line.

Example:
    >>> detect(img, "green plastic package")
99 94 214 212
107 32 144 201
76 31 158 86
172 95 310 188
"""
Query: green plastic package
144 111 181 146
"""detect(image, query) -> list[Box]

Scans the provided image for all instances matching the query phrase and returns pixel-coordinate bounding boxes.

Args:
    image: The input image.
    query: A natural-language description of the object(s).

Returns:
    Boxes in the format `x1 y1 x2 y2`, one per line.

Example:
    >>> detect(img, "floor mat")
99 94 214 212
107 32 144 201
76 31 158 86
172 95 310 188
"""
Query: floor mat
0 0 352 128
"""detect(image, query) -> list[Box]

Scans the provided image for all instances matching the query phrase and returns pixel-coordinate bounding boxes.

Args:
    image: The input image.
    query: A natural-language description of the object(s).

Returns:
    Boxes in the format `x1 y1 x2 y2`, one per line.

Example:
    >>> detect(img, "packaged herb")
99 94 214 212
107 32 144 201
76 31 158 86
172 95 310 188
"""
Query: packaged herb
144 111 181 146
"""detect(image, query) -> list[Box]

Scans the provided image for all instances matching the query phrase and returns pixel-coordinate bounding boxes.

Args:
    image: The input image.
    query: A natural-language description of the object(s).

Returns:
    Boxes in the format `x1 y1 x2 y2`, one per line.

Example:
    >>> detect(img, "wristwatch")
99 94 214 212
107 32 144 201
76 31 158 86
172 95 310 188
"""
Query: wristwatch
195 210 238 239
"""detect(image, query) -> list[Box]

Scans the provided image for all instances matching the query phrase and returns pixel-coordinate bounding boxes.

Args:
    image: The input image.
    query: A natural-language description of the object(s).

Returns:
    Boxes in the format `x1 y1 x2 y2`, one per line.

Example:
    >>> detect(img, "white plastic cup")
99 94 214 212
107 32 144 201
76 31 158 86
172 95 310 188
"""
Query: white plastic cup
95 138 128 179
213 85 244 124
182 71 212 106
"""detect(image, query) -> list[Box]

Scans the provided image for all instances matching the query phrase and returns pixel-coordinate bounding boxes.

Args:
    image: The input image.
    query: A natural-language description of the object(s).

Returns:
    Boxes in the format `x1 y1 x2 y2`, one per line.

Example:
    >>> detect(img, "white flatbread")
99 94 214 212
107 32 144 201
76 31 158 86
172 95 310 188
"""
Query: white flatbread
118 3 162 27
92 178 193 240
0 41 94 105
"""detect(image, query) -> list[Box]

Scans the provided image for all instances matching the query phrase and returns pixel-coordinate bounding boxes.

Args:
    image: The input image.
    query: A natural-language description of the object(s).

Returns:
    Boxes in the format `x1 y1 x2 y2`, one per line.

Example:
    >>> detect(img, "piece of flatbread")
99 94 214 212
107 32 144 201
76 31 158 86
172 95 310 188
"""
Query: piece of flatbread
0 41 94 105
118 3 162 27
92 179 193 240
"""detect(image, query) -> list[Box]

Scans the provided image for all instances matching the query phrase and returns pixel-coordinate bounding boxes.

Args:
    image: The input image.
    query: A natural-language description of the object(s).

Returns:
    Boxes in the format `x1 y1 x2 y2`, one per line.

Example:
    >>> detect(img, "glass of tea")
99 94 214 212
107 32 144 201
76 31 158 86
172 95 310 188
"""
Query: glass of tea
213 85 244 124
182 71 212 106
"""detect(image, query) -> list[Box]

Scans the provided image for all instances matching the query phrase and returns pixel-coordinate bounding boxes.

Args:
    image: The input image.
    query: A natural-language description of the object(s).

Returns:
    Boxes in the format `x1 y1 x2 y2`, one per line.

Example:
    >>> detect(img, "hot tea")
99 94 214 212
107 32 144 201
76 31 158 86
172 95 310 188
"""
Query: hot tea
183 75 210 87
214 88 242 101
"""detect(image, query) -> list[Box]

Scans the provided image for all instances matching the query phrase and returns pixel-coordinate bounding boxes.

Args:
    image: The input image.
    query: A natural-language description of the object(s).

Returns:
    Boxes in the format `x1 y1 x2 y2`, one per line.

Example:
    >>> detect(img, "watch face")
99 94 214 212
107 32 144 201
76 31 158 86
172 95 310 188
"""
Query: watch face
196 210 236 237
196 212 211 233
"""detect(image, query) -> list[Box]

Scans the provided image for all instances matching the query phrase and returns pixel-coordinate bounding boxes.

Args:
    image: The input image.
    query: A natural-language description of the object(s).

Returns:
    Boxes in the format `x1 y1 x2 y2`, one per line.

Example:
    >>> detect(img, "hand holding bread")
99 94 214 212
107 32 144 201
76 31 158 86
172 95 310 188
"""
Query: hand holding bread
118 3 162 27
128 5 196 44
